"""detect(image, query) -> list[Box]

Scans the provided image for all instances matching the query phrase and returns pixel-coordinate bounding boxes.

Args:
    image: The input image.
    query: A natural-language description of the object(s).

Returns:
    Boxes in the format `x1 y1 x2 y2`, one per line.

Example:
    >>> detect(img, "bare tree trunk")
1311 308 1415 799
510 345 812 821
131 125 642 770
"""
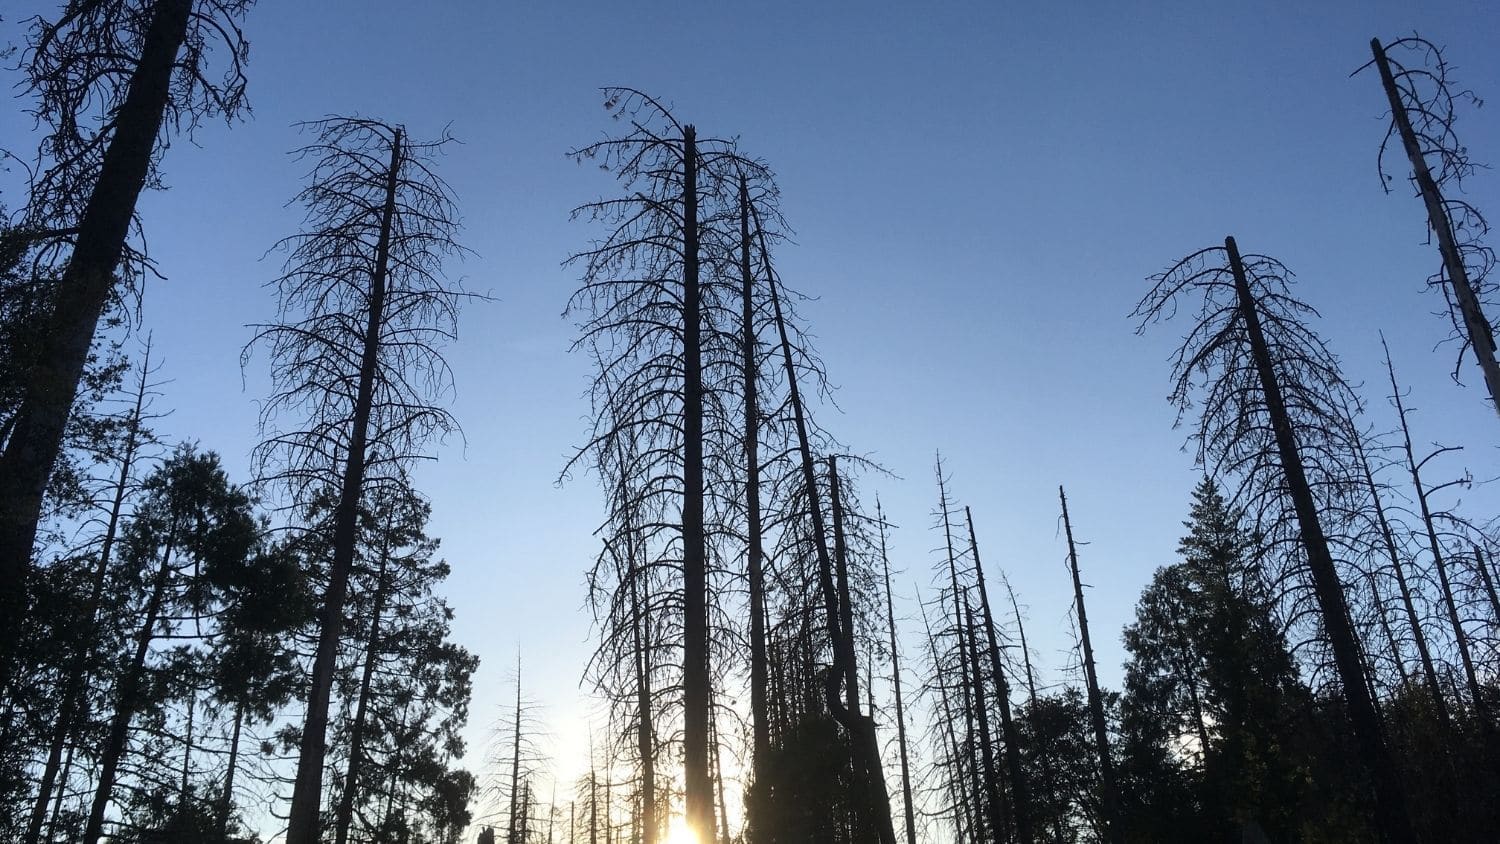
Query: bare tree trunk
83 512 180 844
966 508 1034 843
922 598 977 844
877 503 917 844
509 657 524 844
217 699 245 840
335 538 394 844
1386 354 1487 719
1474 545 1500 630
181 688 195 798
1371 38 1500 416
938 469 983 842
1226 236 1413 842
963 600 1005 842
1355 433 1448 725
630 547 657 844
286 127 404 844
0 0 193 674
1059 486 1121 844
678 125 716 843
24 341 153 844
1367 575 1411 690
753 207 894 844
738 177 770 763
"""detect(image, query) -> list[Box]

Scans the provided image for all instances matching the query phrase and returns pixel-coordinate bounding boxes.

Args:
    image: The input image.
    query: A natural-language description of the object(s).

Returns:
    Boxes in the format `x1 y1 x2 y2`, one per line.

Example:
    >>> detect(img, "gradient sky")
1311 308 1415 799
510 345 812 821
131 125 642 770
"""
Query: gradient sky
7 0 1500 830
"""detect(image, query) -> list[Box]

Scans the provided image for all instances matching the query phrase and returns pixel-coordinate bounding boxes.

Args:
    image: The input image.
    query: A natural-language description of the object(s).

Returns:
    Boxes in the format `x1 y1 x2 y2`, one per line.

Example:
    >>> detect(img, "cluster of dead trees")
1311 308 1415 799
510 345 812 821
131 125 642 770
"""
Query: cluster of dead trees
2 4 479 843
3 2 1500 842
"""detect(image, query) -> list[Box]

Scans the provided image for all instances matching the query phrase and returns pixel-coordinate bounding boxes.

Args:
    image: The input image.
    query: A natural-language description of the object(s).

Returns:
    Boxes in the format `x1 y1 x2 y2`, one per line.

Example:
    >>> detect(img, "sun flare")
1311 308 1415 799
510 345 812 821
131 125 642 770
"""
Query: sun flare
664 815 701 844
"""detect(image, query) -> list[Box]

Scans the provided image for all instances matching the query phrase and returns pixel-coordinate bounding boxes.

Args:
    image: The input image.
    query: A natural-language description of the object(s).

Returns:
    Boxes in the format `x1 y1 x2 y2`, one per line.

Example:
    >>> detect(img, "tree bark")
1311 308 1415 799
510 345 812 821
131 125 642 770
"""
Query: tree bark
1060 486 1121 844
1226 235 1413 842
1371 38 1500 417
0 0 192 691
218 699 245 841
286 127 404 844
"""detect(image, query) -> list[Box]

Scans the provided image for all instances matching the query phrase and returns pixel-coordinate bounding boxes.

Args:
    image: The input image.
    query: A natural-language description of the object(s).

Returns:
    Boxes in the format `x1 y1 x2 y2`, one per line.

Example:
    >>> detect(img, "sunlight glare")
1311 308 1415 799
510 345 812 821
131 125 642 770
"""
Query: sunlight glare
664 815 701 844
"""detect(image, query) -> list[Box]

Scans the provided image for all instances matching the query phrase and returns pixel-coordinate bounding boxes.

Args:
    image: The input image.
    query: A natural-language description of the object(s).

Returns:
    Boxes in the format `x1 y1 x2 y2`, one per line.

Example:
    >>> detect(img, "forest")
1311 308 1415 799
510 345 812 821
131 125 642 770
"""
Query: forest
2 2 1499 843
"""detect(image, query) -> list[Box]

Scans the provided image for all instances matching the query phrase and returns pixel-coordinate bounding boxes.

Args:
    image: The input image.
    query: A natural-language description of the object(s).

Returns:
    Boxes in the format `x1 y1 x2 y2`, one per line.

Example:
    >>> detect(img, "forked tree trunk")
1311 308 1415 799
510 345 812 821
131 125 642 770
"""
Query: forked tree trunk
1371 38 1500 417
678 124 715 841
286 127 404 844
0 0 193 689
1226 235 1413 842
1059 486 1121 844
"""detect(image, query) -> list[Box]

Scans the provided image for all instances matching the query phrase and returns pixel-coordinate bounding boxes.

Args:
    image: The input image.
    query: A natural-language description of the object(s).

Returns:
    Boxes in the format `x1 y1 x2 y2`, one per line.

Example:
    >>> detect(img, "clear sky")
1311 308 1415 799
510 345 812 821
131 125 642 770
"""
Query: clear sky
7 0 1500 830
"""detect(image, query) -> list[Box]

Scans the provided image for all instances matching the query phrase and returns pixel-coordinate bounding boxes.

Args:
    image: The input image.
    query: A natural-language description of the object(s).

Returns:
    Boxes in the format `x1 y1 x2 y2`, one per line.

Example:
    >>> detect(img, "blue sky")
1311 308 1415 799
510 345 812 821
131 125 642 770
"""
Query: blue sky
7 0 1500 826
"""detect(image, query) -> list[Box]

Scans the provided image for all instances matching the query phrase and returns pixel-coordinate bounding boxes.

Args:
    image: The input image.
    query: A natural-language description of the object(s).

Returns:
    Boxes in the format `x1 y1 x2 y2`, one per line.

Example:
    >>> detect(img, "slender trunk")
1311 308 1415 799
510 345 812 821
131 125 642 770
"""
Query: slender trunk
1386 356 1487 718
751 200 894 844
24 343 151 844
828 457 861 713
738 177 770 762
1475 545 1500 630
710 709 731 844
1371 38 1500 416
1368 575 1411 689
46 738 76 842
509 657 524 843
286 127 403 844
966 508 1034 843
1356 434 1448 723
877 503 917 844
83 511 179 844
0 0 193 674
964 601 1005 842
630 545 657 844
218 699 245 840
1227 235 1413 842
1059 486 1120 844
938 469 983 841
181 688 195 798
590 766 598 844
922 599 977 844
335 538 394 844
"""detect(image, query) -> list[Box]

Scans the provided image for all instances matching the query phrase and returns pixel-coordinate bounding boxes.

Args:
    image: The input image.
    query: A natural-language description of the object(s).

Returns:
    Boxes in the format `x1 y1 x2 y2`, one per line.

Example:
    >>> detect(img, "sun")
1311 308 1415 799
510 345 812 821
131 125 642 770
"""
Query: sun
664 815 702 844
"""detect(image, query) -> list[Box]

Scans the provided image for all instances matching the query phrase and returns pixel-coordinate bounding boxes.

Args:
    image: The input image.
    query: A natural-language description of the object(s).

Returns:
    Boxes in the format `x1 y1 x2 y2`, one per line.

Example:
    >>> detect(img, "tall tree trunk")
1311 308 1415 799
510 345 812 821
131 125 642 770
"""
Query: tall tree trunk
877 503 917 844
286 127 404 844
1367 575 1411 690
828 458 861 714
508 657 524 844
678 125 716 843
1226 235 1413 842
1371 38 1500 416
24 340 153 844
738 177 770 763
1474 545 1500 631
922 598 977 844
752 203 895 844
180 687 195 798
1386 355 1487 719
938 469 983 842
83 511 180 844
1059 486 1121 844
1355 431 1448 725
966 508 1034 843
335 538 394 844
0 0 193 676
964 600 1005 842
218 699 245 840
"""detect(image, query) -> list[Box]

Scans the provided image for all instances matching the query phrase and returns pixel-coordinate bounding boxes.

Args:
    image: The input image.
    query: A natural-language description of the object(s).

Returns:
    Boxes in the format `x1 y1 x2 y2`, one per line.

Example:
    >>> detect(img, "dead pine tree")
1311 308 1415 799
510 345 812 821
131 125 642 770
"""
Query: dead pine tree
566 88 770 841
0 0 252 688
1059 487 1121 844
1365 37 1500 416
966 507 1034 843
876 500 918 844
244 117 472 844
1133 236 1415 842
